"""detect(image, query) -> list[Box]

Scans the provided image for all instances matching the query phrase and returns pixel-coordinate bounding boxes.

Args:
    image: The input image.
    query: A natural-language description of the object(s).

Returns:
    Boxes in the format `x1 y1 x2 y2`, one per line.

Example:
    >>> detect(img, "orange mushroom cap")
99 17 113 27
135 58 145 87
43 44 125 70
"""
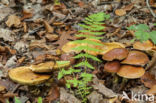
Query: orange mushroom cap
117 65 145 79
102 48 129 61
9 67 51 85
133 40 154 51
104 61 120 73
121 51 149 66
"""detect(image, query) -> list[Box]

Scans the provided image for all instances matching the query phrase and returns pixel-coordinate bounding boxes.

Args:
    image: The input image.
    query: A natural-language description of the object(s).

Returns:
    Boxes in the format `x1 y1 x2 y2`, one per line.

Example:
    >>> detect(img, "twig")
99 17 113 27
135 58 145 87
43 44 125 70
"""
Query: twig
146 0 156 18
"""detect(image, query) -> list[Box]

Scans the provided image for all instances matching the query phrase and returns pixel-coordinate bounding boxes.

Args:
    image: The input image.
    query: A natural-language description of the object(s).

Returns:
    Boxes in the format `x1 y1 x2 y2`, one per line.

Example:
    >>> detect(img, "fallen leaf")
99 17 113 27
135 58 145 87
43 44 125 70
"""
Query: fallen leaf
141 72 156 88
60 88 81 103
53 29 77 49
45 33 59 41
123 3 134 11
45 85 60 102
115 9 126 16
4 55 17 68
87 91 104 103
0 28 14 41
43 20 54 33
6 15 21 28
146 85 156 95
92 75 117 98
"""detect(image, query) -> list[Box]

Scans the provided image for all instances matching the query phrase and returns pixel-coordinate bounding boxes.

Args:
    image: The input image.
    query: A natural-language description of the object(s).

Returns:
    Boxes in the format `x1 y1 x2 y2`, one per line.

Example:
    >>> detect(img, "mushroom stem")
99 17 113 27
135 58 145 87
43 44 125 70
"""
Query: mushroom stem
112 73 119 90
120 78 128 91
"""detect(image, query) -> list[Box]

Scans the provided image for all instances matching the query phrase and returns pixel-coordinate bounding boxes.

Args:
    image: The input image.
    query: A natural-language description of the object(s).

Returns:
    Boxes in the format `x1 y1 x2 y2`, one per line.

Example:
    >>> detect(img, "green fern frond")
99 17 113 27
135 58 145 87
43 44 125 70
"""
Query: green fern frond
72 40 103 46
72 45 101 52
76 34 103 39
74 53 101 62
74 61 94 69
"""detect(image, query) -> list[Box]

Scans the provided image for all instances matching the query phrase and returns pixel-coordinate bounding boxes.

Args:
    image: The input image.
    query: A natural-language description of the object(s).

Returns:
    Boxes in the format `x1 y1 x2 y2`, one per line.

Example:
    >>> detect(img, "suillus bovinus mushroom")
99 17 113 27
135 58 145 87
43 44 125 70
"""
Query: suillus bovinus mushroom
117 65 145 79
121 51 149 66
29 61 55 73
102 48 129 61
104 61 120 73
9 67 51 85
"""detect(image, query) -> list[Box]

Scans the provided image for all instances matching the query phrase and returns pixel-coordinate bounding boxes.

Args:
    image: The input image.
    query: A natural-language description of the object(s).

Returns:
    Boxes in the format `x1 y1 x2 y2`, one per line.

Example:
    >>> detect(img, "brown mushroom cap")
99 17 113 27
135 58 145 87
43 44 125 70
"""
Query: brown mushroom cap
121 51 149 66
102 48 129 61
133 40 154 51
29 61 55 73
54 61 70 69
117 65 145 79
9 67 51 85
104 61 120 73
100 42 125 55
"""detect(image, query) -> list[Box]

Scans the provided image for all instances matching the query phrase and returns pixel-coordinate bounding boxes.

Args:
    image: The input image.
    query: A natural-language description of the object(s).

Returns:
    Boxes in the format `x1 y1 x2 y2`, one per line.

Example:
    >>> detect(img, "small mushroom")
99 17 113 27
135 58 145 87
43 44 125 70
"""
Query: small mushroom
29 61 55 73
121 51 149 66
60 52 75 64
133 40 154 51
9 67 51 85
104 61 120 73
117 65 145 79
100 42 125 55
102 48 129 61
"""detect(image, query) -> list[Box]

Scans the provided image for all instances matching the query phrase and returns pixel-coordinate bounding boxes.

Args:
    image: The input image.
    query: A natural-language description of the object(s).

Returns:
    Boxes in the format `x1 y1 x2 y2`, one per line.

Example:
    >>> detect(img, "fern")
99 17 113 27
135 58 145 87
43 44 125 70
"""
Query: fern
58 12 110 103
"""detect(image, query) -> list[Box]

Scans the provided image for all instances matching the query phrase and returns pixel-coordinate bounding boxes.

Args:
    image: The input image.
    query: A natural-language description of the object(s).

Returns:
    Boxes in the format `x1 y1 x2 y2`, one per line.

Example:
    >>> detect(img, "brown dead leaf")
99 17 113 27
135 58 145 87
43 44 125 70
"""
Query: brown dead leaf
6 15 21 27
45 85 60 102
141 72 156 88
0 45 6 53
43 20 54 33
22 22 27 32
17 57 26 66
123 3 134 11
53 29 77 49
45 33 59 42
29 39 51 50
146 85 156 95
21 8 33 20
115 9 126 16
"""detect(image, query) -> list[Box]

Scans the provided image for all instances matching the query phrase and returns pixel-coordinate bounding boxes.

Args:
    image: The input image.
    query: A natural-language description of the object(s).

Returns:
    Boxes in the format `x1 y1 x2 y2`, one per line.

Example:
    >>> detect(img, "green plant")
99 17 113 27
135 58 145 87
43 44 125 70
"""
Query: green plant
127 24 156 44
58 12 110 103
6 97 42 103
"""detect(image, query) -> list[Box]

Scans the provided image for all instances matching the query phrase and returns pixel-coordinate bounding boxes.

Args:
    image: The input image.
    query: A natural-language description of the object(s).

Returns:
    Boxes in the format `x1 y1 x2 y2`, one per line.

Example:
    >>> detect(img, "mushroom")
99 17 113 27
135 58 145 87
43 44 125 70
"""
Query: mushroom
29 61 55 73
117 65 145 79
9 67 51 85
117 65 145 90
133 40 154 51
102 48 129 61
121 51 149 66
104 61 120 89
104 61 120 73
100 42 125 55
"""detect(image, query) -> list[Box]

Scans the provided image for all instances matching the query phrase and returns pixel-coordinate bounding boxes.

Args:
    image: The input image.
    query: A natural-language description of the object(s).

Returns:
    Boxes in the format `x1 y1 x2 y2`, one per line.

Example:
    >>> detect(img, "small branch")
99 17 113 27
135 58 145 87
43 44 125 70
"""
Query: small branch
146 0 156 18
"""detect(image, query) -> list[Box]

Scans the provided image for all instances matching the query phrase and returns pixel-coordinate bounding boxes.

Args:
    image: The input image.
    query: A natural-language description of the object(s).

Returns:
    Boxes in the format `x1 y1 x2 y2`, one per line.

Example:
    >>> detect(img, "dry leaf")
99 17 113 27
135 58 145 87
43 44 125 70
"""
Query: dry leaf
45 85 60 102
146 85 156 95
45 33 59 41
6 15 21 27
53 29 77 49
0 28 14 41
123 3 134 11
141 72 156 88
115 9 126 16
43 20 54 33
60 88 81 103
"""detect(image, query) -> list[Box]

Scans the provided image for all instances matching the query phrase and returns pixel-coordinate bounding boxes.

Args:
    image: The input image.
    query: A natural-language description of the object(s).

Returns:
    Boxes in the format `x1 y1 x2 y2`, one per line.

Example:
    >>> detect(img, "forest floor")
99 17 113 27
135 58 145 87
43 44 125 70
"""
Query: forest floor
0 0 156 103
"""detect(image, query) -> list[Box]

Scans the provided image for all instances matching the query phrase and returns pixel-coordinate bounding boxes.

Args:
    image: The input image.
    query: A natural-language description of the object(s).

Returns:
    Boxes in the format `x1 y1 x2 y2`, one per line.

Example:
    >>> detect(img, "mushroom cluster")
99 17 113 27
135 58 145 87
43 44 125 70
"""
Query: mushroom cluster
9 61 71 85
